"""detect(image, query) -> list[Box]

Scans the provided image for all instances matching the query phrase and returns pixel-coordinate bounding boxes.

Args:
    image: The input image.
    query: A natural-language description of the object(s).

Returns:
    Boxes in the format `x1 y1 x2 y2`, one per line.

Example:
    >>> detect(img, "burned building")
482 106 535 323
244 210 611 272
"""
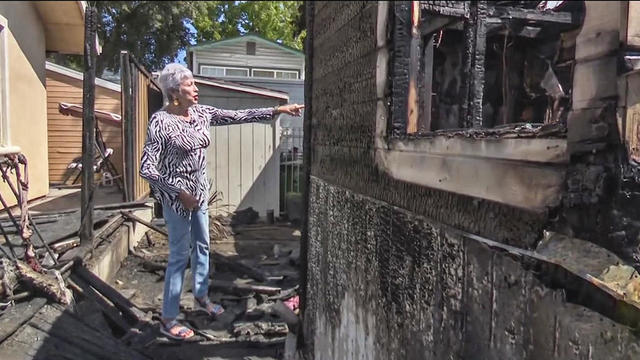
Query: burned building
301 1 640 358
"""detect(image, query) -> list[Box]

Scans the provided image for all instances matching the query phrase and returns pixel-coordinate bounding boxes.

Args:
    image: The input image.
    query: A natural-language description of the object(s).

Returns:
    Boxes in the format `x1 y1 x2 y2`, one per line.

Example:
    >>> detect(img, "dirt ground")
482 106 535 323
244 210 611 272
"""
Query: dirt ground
111 220 302 360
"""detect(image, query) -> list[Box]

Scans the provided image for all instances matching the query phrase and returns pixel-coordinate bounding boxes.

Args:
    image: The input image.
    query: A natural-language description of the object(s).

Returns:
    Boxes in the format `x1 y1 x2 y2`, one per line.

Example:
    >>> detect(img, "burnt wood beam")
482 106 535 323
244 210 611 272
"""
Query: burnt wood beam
120 52 132 202
469 1 488 128
74 265 147 322
486 6 578 25
419 15 459 36
485 20 544 39
391 2 412 135
80 6 97 246
407 1 421 134
420 2 470 19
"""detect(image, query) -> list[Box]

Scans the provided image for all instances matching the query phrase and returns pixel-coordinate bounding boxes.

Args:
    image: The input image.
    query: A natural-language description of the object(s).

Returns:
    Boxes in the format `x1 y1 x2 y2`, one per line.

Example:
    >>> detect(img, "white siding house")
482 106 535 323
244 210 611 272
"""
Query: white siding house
190 34 305 80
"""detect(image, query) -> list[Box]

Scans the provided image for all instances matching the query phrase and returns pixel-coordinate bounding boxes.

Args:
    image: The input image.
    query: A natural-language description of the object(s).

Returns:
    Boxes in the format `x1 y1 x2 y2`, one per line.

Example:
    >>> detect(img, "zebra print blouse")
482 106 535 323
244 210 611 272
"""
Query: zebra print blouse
140 104 275 218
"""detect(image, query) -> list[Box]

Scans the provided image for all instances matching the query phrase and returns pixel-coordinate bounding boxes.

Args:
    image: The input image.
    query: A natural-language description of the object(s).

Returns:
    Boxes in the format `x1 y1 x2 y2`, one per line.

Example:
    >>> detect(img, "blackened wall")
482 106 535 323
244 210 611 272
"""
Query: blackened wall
304 1 640 359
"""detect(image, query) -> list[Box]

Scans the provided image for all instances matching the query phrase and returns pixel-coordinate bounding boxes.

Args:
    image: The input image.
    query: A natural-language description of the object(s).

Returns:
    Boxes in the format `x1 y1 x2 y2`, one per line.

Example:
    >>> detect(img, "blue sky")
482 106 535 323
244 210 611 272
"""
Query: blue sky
175 21 198 65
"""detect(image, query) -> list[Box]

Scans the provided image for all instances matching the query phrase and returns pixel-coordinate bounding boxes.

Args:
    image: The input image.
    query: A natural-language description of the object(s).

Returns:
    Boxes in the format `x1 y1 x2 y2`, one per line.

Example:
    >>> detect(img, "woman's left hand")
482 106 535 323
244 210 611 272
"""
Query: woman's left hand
276 104 305 117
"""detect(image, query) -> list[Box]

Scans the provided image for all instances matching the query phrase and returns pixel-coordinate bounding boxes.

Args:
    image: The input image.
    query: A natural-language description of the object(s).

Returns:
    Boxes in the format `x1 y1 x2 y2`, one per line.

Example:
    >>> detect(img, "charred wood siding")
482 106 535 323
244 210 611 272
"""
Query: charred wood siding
304 1 640 359
306 178 640 359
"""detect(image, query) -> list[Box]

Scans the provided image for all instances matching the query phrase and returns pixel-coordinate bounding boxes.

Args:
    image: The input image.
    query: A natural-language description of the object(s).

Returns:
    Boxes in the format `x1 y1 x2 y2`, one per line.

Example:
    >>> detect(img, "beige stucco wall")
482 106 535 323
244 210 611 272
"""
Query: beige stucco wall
0 2 49 205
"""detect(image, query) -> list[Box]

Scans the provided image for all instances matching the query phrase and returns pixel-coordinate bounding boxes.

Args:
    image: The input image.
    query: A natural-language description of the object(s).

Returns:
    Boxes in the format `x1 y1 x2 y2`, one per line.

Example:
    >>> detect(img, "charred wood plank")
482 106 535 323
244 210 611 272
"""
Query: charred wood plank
74 265 146 322
210 279 281 296
50 237 80 253
121 211 167 237
130 250 166 273
14 260 72 304
420 1 470 18
57 245 90 264
212 251 269 282
120 51 134 202
67 276 132 332
0 297 47 342
80 6 97 246
96 200 150 211
28 304 148 360
232 321 289 337
486 6 578 25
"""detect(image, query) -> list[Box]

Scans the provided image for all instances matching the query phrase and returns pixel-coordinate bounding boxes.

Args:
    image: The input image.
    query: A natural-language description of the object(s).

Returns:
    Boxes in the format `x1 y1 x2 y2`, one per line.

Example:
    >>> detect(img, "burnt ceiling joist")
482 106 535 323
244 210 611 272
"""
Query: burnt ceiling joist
419 2 581 39
486 6 578 25
486 6 582 38
419 15 459 35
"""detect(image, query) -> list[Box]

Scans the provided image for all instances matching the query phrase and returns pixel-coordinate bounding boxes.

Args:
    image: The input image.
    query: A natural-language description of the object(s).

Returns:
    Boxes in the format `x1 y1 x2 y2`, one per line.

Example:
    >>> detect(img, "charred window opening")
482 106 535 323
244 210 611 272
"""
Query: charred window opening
390 1 585 136
421 14 466 132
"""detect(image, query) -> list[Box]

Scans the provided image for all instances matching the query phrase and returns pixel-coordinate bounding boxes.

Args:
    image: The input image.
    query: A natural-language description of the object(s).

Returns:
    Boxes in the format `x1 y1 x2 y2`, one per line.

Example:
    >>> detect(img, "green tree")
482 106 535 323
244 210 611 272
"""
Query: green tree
95 1 205 75
47 1 306 76
193 1 305 50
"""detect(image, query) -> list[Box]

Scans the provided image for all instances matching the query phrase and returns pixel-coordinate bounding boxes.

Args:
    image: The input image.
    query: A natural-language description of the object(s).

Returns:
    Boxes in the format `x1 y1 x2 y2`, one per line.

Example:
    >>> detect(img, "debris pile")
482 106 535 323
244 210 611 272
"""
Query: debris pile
109 215 302 358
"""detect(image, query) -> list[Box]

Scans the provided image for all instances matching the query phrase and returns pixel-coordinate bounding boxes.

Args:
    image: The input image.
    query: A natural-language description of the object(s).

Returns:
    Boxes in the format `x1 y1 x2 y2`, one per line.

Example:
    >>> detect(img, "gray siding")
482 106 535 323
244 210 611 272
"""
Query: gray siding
236 78 304 129
193 38 305 79
198 85 280 110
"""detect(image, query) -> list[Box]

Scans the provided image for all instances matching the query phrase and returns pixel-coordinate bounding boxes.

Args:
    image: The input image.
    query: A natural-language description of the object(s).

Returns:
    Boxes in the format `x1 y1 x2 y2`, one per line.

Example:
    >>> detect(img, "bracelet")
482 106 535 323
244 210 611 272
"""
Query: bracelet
273 105 280 113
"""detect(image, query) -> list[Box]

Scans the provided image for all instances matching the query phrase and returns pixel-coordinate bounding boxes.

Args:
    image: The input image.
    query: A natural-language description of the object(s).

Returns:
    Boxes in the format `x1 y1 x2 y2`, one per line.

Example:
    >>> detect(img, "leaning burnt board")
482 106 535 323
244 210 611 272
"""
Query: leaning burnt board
0 303 147 360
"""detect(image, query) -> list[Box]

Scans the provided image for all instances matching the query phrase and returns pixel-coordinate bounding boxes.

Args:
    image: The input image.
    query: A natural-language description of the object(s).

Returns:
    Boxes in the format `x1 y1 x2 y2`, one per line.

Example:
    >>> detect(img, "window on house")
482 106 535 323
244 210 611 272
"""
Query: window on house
246 41 256 55
276 71 299 80
391 1 583 136
201 66 225 77
225 68 250 77
251 68 299 79
200 65 249 78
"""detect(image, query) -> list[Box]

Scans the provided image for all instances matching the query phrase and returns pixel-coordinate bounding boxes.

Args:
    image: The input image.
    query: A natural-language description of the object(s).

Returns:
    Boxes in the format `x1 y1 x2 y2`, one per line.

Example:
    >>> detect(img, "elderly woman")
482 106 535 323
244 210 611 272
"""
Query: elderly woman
140 63 303 340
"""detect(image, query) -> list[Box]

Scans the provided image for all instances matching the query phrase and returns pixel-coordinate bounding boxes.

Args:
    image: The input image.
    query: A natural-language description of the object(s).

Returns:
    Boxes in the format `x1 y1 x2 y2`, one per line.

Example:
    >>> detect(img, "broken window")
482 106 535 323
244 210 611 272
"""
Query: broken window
390 1 584 136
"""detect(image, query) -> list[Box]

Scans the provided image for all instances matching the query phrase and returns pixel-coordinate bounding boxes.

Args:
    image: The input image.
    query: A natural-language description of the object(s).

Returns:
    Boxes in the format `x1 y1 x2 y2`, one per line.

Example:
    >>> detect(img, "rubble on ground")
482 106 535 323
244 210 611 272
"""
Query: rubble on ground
112 217 302 359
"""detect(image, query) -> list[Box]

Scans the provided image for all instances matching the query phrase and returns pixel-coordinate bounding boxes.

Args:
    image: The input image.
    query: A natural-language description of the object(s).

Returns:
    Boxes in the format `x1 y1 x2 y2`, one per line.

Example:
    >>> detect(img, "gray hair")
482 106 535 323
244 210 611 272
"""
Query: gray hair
158 63 193 104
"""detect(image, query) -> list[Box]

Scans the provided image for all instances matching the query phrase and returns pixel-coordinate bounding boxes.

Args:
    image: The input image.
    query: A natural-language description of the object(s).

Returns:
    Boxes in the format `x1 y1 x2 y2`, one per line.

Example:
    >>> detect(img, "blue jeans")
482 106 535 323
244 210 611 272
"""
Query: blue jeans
162 204 210 320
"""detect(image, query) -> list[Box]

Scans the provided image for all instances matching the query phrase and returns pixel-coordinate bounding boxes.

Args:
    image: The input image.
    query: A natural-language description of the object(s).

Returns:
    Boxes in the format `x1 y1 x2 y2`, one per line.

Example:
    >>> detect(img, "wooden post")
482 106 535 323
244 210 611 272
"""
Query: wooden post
469 1 488 128
129 66 138 200
120 51 133 202
80 6 97 246
406 0 421 134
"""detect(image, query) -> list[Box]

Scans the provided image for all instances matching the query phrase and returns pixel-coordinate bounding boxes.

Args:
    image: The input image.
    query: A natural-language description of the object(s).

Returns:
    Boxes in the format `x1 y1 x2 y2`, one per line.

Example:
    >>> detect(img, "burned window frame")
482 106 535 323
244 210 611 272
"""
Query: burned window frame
374 1 586 212
388 1 582 137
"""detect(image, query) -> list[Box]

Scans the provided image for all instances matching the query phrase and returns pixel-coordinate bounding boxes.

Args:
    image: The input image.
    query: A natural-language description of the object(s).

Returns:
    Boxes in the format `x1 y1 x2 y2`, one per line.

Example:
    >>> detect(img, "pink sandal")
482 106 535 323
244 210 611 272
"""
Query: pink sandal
160 319 194 340
194 297 225 318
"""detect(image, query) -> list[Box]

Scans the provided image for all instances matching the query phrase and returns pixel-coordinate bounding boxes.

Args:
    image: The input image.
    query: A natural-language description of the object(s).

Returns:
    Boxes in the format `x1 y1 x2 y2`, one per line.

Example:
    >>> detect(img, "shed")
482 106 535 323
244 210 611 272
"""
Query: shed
194 76 288 219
